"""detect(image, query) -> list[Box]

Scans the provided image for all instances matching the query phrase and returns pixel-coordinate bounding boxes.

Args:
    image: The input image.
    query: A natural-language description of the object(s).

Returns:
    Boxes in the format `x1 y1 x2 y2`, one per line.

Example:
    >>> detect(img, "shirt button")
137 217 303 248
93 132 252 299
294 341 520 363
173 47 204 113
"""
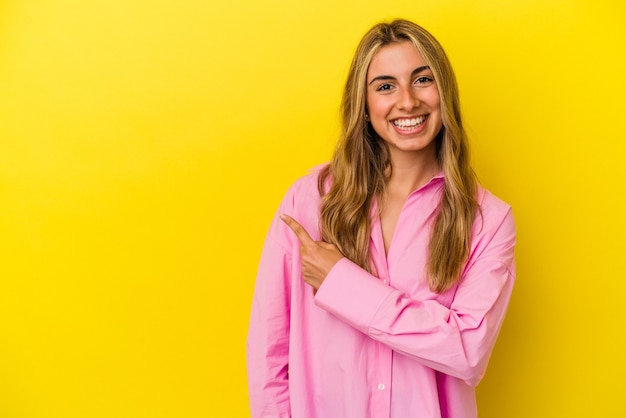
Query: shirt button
377 383 385 391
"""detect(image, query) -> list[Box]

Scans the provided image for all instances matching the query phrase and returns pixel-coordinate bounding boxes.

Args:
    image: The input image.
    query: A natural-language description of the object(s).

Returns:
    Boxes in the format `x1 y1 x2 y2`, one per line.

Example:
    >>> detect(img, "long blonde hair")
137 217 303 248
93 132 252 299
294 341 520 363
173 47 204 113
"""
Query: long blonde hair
318 19 478 293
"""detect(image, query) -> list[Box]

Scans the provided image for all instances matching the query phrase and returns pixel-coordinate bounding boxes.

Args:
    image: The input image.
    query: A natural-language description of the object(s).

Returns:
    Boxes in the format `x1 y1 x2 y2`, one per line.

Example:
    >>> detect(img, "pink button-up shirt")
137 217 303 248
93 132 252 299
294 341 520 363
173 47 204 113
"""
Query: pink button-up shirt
247 167 516 418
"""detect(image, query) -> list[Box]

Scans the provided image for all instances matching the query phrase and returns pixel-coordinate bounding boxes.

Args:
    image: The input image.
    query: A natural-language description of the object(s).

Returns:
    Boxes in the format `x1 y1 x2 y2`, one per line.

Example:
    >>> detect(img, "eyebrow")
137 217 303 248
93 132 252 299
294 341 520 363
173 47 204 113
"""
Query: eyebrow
368 65 431 85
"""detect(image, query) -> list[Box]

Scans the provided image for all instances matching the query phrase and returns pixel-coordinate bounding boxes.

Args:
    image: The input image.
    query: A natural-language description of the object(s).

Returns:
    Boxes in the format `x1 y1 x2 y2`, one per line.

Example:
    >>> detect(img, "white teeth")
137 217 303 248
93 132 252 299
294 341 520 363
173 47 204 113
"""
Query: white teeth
393 116 426 128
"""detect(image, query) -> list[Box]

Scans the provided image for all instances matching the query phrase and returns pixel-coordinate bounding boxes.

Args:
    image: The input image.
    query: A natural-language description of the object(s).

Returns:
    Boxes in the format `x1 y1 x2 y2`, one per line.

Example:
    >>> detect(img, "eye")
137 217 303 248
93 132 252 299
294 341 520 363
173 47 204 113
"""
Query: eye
376 83 393 92
414 76 434 86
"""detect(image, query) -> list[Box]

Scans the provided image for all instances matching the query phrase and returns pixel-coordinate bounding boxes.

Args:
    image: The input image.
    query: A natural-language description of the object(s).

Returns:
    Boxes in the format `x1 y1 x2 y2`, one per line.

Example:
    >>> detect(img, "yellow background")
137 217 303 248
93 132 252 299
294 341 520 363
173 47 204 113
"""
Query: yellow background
1 0 624 416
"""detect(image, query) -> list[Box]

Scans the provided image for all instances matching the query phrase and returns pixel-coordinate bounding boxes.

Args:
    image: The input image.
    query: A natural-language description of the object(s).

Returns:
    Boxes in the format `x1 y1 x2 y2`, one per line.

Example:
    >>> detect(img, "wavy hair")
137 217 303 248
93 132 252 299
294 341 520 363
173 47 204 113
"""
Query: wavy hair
318 19 478 293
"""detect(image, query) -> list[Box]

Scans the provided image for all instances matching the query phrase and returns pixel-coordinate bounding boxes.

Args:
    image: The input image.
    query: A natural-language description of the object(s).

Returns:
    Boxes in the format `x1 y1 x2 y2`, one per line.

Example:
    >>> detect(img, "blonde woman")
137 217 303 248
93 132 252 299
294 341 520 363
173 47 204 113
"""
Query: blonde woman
247 19 516 418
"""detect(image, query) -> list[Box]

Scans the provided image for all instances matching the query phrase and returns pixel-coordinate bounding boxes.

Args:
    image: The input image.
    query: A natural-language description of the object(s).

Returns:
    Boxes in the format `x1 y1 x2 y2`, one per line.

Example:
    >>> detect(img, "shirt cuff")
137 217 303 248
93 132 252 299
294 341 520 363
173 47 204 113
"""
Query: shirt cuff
314 257 396 335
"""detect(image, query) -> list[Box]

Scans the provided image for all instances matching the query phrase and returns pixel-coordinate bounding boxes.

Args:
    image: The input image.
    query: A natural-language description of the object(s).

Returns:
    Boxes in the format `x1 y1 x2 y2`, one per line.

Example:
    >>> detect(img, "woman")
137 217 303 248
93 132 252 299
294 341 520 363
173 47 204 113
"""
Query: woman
247 19 515 418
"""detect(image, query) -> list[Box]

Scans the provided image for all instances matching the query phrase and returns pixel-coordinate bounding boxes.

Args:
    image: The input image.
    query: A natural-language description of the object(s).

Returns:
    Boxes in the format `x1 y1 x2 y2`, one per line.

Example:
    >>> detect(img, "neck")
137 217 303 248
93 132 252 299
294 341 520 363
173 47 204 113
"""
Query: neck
386 148 440 197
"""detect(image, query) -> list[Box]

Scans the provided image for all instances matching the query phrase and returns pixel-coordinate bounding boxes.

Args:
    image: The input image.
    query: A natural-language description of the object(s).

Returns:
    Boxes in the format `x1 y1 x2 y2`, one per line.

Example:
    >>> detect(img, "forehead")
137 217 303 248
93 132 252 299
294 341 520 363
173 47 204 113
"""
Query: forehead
367 41 427 79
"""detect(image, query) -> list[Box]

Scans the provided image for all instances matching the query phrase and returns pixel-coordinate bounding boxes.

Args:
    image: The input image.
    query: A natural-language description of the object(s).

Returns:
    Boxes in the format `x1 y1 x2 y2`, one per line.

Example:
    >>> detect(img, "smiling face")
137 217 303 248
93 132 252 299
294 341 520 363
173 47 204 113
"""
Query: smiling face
366 41 443 163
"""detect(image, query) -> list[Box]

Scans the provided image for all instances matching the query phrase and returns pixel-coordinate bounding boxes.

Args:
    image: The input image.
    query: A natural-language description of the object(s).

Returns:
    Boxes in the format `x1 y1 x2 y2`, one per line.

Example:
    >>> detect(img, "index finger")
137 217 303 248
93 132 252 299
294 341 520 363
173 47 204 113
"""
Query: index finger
280 214 314 245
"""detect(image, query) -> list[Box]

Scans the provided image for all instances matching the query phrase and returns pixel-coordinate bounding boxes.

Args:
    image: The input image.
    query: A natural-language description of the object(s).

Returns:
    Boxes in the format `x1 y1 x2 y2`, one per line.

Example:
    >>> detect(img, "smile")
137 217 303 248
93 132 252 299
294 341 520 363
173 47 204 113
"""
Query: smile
392 115 427 130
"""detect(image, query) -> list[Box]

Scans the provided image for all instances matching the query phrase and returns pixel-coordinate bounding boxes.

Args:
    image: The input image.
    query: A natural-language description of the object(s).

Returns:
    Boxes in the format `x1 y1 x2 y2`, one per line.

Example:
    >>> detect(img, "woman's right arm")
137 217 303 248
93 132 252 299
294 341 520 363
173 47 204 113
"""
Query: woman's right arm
246 217 293 418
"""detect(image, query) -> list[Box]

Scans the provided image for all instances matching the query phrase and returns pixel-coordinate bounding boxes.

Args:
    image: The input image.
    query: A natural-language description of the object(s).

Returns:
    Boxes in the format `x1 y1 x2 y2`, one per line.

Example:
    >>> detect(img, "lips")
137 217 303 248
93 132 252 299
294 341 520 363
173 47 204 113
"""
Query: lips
392 115 427 130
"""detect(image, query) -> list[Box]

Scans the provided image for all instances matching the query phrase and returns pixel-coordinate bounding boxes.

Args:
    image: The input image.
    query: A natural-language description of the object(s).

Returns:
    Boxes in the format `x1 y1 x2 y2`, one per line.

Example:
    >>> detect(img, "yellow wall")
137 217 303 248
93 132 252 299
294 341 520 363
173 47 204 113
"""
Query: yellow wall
1 0 624 416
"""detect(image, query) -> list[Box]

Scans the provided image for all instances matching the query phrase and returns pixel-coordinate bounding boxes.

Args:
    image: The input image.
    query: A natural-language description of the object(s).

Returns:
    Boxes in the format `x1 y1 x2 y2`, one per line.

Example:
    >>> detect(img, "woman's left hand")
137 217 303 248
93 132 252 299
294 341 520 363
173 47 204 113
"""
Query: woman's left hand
280 214 344 291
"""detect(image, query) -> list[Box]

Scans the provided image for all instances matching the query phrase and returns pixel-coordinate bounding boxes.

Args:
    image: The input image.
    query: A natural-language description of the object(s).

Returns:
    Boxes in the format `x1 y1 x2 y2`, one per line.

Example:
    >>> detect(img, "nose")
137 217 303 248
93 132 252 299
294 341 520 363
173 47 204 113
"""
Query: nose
397 86 419 111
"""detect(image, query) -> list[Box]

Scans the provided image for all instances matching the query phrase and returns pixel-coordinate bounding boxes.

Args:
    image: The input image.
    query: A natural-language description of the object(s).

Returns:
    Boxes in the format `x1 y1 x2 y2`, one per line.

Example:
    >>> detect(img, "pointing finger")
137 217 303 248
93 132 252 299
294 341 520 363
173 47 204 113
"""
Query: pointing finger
280 214 314 245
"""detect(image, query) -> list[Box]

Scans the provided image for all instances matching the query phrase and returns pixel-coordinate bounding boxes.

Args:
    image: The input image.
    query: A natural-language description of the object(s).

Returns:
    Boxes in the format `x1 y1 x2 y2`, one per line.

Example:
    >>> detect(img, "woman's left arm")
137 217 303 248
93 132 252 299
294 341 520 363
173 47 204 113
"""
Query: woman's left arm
313 208 516 387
